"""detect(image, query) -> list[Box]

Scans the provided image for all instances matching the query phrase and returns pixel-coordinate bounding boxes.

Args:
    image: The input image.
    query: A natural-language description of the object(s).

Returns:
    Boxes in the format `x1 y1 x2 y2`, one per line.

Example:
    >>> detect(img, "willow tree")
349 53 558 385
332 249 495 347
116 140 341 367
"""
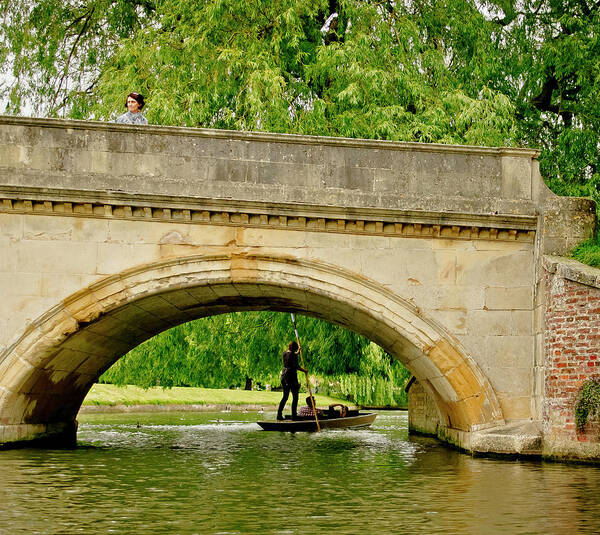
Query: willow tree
2 0 515 142
100 312 407 393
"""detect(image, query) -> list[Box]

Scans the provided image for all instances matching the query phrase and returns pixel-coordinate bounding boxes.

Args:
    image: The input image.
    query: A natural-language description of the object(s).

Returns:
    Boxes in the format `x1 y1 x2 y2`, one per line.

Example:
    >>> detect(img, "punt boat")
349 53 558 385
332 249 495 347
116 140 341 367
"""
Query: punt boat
257 410 376 432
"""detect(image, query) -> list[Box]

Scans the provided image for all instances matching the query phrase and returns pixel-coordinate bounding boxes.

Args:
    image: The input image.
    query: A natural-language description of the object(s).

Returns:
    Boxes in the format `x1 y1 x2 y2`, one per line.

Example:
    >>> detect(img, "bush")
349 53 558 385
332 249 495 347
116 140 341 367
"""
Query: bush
575 379 600 430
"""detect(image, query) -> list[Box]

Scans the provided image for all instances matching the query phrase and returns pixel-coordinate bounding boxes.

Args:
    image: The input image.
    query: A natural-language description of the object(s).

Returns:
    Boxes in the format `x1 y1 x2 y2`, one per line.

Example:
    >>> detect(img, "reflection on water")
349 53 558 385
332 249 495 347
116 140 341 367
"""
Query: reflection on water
1 411 599 534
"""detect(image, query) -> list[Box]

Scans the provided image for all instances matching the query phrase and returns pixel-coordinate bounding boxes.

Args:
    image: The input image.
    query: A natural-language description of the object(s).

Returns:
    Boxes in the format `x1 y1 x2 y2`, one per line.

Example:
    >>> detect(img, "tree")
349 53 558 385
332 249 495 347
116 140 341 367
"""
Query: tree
477 1 600 207
2 0 515 144
100 311 409 394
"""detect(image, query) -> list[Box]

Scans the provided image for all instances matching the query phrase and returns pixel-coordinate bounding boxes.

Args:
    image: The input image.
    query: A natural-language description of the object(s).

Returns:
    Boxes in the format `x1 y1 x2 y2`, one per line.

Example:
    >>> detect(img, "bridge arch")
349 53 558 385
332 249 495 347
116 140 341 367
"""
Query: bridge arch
0 252 504 446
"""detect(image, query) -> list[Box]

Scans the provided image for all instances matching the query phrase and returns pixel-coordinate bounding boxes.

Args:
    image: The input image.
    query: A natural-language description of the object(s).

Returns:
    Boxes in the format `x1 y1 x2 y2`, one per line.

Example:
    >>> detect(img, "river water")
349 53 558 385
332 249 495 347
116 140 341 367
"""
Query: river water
1 411 599 534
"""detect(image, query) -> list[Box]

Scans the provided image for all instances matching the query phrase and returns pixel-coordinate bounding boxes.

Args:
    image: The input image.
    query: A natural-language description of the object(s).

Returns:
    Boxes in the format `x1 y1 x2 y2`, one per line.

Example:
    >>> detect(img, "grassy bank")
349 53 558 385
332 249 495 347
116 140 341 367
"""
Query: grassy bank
83 384 349 408
572 236 600 268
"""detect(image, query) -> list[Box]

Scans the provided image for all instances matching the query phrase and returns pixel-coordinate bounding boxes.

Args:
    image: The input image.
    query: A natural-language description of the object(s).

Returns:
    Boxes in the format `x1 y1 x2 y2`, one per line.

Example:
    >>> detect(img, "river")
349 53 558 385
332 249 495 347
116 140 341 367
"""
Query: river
0 411 599 534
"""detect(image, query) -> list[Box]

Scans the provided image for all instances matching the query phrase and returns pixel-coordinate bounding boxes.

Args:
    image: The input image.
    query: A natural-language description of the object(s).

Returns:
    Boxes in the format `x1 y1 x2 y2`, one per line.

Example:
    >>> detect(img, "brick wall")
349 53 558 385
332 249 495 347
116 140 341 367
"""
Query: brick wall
544 256 600 452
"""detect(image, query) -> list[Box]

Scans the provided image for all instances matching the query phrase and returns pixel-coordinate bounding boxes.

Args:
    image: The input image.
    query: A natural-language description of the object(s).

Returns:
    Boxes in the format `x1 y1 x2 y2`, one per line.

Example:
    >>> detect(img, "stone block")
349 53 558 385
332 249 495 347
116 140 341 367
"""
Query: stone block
209 283 242 299
61 329 117 357
2 294 59 333
0 240 18 272
466 309 512 336
490 367 532 396
408 355 443 381
324 162 374 191
0 144 29 168
185 224 237 246
96 243 160 275
484 286 532 310
445 363 482 400
484 335 534 368
159 289 201 310
134 294 186 322
427 339 465 374
0 273 42 296
0 213 24 240
0 392 31 424
16 240 98 274
348 234 391 250
372 168 411 194
401 249 456 287
456 249 535 287
358 250 408 286
186 284 221 303
453 393 488 427
44 348 91 372
107 302 172 334
510 310 534 336
409 285 484 312
307 248 363 275
473 240 533 252
40 273 86 299
303 230 352 249
75 354 115 376
501 156 532 200
0 357 36 391
431 238 476 251
427 309 467 335
429 375 460 402
23 215 74 242
498 396 532 420
237 227 307 248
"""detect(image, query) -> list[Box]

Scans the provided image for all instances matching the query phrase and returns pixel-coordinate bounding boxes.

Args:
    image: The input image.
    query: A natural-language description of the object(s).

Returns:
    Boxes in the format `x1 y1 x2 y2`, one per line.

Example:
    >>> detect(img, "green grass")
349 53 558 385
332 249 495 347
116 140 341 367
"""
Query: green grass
83 384 350 408
571 236 600 268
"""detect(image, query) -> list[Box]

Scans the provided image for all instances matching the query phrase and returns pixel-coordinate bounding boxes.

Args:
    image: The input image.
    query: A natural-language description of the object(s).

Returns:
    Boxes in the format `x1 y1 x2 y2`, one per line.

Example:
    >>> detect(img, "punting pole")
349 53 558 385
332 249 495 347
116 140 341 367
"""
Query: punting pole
290 313 320 431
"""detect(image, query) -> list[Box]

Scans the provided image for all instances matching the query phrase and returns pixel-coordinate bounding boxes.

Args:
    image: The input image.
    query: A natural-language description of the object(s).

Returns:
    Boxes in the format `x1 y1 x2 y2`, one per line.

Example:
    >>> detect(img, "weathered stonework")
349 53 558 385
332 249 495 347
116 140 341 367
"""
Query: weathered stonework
0 116 596 457
407 378 440 436
543 256 600 461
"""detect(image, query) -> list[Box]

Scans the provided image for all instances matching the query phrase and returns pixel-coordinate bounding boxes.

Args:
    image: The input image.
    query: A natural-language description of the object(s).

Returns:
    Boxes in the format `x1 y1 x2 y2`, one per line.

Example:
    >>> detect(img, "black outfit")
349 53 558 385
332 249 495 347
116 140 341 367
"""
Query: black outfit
277 350 301 420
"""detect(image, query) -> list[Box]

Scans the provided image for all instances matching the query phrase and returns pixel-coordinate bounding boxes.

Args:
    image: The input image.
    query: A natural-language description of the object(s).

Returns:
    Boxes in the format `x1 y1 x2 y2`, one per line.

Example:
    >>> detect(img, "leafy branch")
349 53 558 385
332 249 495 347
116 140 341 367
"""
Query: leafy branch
575 378 600 430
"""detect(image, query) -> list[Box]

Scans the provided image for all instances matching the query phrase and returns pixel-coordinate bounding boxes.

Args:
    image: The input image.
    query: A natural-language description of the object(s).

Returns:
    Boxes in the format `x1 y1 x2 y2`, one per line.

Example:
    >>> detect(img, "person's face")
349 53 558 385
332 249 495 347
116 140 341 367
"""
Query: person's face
127 97 140 113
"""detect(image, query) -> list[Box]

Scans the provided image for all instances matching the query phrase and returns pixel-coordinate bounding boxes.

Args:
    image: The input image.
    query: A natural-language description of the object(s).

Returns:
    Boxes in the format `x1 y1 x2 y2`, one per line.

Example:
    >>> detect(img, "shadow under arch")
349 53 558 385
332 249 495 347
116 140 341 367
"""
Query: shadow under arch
0 252 504 447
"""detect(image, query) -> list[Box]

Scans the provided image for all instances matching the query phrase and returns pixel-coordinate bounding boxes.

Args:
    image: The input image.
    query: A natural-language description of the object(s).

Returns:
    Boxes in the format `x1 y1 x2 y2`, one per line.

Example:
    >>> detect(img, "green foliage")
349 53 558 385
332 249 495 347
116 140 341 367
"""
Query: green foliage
571 236 600 268
575 379 600 430
0 0 154 115
100 312 411 407
337 374 408 408
3 0 515 148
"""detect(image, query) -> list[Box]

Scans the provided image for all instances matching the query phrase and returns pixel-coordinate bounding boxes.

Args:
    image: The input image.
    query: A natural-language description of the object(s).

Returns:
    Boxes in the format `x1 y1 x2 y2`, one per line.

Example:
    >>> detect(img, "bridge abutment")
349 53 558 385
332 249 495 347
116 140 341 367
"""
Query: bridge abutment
0 421 77 449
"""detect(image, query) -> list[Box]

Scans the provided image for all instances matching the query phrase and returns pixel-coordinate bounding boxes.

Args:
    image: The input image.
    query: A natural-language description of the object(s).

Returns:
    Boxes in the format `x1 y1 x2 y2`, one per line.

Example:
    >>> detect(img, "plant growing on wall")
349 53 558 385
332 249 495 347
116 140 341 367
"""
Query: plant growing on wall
575 378 600 430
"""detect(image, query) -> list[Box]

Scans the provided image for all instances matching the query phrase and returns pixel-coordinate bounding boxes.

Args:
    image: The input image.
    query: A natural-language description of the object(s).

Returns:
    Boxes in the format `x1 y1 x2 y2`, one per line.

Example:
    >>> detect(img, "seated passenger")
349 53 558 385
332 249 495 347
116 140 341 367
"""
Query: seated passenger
327 403 348 418
297 396 323 417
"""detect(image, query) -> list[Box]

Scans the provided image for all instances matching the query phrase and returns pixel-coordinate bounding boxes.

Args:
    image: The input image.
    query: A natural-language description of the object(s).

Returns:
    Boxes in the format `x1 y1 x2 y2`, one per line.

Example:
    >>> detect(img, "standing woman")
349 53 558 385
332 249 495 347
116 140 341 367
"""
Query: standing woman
115 92 148 125
277 341 306 421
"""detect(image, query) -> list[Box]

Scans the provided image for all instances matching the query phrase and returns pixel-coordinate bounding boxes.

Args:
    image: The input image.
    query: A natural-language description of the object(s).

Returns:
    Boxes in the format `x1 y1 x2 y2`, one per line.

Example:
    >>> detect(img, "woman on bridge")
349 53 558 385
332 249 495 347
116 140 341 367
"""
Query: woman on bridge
115 92 148 125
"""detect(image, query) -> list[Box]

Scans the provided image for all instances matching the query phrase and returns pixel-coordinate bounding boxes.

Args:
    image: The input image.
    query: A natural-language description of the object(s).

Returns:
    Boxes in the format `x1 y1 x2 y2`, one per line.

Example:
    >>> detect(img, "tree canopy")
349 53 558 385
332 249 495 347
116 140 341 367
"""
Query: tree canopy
100 312 410 407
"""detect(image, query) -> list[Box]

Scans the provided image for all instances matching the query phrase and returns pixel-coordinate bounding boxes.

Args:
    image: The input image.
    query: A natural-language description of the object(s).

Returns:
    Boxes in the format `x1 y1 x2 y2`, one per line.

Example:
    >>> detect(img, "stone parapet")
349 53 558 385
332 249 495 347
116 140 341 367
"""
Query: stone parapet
0 115 557 217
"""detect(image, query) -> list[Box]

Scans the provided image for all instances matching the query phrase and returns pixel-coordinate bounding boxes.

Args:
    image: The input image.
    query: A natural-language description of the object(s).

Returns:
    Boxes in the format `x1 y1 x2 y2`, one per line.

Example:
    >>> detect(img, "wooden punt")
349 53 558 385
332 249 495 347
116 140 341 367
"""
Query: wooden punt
257 411 376 432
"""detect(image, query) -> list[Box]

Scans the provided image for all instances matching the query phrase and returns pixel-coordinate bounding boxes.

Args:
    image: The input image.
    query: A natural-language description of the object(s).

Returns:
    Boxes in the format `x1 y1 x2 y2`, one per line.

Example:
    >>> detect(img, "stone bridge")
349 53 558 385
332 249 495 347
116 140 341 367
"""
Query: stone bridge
0 116 595 454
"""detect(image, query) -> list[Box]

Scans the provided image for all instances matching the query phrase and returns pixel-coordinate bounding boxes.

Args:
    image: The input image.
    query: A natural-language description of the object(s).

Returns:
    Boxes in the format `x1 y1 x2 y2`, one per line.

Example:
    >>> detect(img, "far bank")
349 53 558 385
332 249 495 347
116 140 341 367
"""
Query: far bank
79 384 394 413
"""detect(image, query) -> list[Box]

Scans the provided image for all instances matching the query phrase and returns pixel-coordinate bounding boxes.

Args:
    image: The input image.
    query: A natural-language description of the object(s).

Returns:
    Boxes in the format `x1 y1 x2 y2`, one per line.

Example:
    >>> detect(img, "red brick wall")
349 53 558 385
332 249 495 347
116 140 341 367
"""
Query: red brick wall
544 265 600 444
